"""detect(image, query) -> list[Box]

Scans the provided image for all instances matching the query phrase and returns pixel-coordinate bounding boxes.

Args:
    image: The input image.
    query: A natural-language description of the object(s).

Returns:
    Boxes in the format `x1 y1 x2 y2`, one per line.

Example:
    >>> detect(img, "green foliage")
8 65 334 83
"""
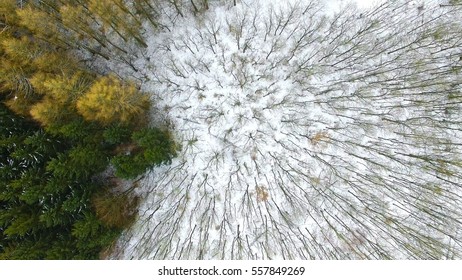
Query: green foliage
0 104 120 259
112 128 177 179
3 213 40 237
72 212 104 239
111 154 147 179
47 145 108 180
103 125 132 145
0 240 48 260
133 128 177 164
71 212 121 259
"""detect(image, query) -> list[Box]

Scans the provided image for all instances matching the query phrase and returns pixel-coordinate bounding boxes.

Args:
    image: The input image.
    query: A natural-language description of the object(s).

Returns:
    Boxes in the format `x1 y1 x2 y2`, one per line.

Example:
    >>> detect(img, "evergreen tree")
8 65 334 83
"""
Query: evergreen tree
0 104 120 259
111 128 177 179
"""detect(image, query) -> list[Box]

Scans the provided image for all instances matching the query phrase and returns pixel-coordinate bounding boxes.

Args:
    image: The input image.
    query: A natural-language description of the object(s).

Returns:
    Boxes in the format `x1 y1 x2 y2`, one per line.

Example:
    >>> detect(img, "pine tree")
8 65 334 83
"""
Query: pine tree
57 3 111 59
46 145 108 180
0 103 117 259
111 128 177 179
28 71 92 127
31 71 92 102
133 0 160 29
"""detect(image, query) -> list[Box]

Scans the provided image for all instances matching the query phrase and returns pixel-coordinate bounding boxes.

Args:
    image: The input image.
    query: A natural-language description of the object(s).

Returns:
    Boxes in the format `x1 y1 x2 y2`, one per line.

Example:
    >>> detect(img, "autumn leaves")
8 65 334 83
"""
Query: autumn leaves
77 75 149 125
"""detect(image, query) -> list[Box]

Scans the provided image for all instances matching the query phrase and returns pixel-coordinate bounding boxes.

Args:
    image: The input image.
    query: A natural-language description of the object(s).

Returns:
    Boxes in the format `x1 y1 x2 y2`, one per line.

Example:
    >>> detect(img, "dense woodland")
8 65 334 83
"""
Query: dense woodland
108 0 462 259
0 0 178 259
1 0 462 260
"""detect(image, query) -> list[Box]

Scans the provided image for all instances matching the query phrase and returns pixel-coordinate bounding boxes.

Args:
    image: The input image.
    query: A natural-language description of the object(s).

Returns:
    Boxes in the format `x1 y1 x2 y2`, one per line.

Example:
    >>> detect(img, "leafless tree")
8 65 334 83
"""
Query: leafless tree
108 0 462 260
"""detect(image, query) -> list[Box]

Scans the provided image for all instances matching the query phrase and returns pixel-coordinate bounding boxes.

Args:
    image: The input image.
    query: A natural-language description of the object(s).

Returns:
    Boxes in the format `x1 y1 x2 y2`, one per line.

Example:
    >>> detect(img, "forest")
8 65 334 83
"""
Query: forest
0 0 177 259
1 0 462 259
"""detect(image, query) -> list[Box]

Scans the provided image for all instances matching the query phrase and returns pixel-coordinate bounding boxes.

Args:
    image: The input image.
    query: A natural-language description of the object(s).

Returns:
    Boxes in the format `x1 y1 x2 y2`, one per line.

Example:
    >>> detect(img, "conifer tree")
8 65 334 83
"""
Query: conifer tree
0 0 19 26
1 104 120 259
29 97 72 127
133 0 160 29
29 71 92 127
16 6 67 48
88 0 148 48
76 75 149 125
0 36 40 115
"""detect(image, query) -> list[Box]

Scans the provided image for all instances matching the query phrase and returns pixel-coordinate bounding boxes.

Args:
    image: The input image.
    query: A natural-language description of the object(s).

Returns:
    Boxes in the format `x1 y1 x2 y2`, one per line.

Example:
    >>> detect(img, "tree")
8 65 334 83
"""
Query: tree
16 6 68 48
29 71 92 127
110 0 462 260
0 103 120 259
111 128 177 179
29 98 72 127
87 0 147 48
46 145 108 180
92 188 139 229
0 36 40 115
76 75 149 125
0 0 19 26
1 0 177 260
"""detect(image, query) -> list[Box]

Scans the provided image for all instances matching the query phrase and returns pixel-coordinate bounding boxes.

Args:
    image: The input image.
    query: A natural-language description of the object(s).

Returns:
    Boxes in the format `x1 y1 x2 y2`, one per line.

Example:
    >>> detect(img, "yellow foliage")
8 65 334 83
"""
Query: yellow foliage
256 185 269 202
0 61 33 96
29 72 54 95
30 98 69 126
30 71 92 102
17 6 62 45
0 37 37 99
310 131 329 146
76 75 149 125
4 93 36 116
60 4 97 41
88 0 146 46
59 4 85 29
1 37 40 67
32 52 79 74
0 0 19 26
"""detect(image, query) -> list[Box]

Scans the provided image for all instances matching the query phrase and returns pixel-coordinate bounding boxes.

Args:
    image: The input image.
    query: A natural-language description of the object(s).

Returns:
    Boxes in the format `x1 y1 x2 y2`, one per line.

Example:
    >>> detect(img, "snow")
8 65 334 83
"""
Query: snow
326 0 385 12
106 0 462 259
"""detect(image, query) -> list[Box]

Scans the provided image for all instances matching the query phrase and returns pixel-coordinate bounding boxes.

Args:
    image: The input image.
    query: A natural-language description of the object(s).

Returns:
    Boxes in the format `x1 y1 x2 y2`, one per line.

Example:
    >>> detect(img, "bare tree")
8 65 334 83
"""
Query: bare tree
107 0 462 260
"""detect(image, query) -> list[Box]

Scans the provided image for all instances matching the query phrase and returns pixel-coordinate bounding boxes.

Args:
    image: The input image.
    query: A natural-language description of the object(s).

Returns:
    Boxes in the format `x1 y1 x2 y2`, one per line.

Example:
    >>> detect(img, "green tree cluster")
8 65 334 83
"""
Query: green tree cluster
0 102 118 259
111 128 178 179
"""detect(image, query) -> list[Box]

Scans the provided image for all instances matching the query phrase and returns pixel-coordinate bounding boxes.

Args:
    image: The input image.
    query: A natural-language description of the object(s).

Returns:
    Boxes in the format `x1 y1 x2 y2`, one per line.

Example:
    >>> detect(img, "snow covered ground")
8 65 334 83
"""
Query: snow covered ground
109 0 462 259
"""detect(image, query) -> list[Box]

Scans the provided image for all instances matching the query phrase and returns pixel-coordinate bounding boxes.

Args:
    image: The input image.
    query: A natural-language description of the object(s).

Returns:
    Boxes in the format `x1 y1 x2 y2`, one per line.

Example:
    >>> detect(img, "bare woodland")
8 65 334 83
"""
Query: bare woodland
89 0 462 259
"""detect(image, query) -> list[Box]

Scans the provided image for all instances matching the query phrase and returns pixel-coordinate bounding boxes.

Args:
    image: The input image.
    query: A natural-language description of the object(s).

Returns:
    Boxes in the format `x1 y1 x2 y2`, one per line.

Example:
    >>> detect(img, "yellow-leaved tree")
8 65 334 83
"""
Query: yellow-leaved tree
29 71 93 126
76 75 149 125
